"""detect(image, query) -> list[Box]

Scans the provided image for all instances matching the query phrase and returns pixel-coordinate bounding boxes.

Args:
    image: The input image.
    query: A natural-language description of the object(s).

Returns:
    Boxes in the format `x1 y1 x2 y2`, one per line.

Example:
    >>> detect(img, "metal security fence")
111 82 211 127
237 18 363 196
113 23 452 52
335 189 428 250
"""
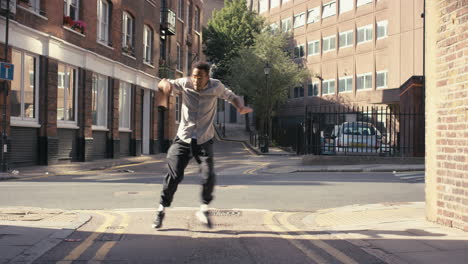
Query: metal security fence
273 105 424 157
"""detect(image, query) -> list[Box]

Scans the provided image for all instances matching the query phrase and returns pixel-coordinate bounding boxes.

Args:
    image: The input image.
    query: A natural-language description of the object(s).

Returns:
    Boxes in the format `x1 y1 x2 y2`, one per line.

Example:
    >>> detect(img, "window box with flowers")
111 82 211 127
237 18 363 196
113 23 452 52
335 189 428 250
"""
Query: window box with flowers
63 16 86 34
122 44 135 57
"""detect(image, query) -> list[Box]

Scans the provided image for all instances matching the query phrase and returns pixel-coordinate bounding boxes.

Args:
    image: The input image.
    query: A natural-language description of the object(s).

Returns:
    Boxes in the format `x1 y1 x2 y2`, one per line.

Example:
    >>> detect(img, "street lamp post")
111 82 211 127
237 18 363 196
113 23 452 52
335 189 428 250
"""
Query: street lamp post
262 62 271 153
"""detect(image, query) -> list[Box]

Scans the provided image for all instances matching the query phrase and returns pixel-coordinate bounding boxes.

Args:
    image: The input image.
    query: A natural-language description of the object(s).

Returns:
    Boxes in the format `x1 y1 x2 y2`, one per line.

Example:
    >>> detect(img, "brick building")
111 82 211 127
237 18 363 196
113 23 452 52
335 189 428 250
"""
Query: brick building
425 0 467 231
0 0 203 166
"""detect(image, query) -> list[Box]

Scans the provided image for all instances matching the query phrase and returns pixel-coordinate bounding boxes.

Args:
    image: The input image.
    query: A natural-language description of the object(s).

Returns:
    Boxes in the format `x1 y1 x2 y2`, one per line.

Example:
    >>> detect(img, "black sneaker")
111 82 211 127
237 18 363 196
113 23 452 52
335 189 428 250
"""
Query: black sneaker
196 210 212 228
152 211 165 229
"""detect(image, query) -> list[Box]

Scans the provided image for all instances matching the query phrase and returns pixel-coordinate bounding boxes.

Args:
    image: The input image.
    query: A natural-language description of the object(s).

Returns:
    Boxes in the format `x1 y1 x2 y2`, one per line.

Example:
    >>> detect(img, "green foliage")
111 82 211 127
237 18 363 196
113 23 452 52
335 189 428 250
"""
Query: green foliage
226 30 309 131
202 0 264 79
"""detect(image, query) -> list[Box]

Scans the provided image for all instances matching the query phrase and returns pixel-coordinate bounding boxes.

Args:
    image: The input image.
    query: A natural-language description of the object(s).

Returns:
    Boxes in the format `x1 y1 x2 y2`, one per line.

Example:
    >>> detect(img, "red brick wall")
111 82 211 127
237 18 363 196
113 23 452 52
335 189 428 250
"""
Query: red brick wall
427 0 468 231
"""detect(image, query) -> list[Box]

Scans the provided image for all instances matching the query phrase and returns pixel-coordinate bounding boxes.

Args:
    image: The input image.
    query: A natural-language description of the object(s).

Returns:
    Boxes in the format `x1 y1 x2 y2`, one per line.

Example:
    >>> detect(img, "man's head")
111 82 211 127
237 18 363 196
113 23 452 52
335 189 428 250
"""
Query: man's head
191 61 210 91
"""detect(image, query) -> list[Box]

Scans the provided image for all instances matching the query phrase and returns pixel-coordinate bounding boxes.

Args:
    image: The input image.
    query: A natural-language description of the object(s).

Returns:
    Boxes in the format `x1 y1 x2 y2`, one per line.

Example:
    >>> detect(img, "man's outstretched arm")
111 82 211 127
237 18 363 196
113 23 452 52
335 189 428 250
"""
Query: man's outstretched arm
156 79 173 108
231 96 253 115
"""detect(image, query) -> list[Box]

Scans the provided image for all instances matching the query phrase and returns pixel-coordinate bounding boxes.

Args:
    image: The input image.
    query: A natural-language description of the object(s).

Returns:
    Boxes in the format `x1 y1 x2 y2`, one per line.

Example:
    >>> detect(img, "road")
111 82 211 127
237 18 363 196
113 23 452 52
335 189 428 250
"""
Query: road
0 139 424 263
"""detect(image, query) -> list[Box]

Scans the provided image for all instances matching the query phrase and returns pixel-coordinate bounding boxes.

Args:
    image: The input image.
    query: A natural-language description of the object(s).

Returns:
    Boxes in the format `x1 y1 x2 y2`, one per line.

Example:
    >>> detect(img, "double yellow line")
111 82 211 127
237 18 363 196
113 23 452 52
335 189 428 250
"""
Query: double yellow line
264 212 359 264
242 162 269 175
57 211 130 264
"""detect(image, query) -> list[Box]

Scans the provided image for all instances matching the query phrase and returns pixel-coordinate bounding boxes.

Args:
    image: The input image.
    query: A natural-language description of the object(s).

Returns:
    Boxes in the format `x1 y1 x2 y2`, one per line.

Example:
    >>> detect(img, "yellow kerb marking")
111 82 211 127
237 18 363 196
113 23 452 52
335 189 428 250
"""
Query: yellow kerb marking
91 212 130 261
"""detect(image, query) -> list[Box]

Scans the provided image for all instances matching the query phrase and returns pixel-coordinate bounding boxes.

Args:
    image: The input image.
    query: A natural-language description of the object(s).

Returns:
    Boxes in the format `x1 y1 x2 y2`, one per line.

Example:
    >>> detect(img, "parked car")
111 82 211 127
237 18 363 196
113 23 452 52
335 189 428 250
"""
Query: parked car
332 122 382 154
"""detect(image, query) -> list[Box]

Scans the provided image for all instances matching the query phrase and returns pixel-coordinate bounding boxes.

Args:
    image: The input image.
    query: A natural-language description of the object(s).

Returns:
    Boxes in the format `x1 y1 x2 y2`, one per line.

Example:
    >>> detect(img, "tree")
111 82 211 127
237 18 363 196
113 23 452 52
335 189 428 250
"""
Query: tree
226 30 309 139
202 0 264 80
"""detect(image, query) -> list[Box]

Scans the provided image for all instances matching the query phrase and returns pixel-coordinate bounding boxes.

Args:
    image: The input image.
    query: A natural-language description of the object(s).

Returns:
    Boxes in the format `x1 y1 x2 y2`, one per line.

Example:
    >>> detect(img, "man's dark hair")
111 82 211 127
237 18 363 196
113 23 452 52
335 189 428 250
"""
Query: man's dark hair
192 61 211 75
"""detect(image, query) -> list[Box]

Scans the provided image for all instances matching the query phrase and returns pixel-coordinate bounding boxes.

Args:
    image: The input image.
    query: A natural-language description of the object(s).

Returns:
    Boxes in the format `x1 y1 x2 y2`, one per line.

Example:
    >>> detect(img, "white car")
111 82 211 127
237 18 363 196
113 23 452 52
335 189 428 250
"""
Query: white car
332 122 382 154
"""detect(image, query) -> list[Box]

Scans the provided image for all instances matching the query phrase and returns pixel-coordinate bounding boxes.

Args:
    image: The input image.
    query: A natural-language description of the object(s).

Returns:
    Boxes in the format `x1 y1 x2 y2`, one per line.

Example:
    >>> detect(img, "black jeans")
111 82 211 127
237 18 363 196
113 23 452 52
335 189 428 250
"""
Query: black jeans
159 137 215 207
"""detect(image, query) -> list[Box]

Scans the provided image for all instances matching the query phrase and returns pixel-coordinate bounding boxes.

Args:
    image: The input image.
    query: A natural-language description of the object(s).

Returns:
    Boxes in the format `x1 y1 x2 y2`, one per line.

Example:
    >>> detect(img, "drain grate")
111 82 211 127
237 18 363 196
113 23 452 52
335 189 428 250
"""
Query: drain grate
209 210 242 217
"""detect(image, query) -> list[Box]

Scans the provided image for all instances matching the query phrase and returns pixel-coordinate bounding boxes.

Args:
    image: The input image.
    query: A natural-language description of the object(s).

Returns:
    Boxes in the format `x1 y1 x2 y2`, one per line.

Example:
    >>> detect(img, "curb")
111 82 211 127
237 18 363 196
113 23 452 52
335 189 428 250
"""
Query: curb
262 167 425 174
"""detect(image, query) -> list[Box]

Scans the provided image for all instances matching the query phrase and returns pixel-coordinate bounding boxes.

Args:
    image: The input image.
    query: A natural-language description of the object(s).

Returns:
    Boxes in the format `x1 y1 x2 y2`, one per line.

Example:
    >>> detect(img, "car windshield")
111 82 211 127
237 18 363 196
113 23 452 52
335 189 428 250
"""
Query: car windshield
342 123 377 136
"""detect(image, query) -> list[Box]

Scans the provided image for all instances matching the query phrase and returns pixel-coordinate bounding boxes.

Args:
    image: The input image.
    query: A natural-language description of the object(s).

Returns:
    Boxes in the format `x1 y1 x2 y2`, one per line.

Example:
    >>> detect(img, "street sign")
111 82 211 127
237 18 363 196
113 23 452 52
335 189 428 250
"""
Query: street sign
0 62 14 81
0 0 16 15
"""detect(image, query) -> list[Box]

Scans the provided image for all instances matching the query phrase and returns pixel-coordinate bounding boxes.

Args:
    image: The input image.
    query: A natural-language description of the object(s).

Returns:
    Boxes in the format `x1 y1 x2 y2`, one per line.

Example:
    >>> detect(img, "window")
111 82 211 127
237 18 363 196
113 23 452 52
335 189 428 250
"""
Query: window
175 95 181 122
339 76 353 92
259 0 268 13
307 40 320 56
307 7 320 24
293 85 304 98
323 35 336 53
357 0 373 7
281 18 292 32
97 0 110 44
357 72 372 90
119 82 132 130
308 82 319 96
322 79 335 95
376 71 388 88
377 20 388 39
339 30 353 48
293 12 306 28
269 23 279 34
57 64 77 123
322 1 336 19
91 74 108 128
194 7 200 32
339 0 353 13
122 12 134 55
64 0 79 21
357 24 373 44
271 0 280 9
283 0 291 4
177 0 184 20
294 44 305 58
176 44 182 71
11 50 38 122
143 25 153 64
30 0 41 14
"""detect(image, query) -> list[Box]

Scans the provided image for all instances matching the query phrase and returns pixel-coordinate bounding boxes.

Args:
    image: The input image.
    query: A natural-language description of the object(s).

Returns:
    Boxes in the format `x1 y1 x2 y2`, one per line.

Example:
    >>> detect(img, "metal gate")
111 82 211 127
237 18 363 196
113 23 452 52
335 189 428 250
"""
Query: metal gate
274 105 424 157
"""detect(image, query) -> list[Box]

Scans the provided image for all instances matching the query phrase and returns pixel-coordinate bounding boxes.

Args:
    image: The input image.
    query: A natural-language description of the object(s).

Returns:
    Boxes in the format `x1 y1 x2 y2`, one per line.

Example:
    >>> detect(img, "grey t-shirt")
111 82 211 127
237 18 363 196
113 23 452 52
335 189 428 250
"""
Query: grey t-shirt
168 77 237 144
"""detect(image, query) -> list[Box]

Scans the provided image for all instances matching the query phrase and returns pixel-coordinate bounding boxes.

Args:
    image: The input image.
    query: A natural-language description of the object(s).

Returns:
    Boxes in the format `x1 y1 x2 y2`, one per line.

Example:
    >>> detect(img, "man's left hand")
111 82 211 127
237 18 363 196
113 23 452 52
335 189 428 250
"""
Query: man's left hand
238 106 253 115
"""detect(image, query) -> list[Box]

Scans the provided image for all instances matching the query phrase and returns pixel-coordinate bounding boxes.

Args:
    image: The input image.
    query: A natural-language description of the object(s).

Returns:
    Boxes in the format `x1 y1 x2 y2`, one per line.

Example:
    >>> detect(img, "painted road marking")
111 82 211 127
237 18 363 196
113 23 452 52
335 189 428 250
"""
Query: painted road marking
242 162 269 175
264 212 328 264
57 212 116 264
91 212 130 262
278 213 360 264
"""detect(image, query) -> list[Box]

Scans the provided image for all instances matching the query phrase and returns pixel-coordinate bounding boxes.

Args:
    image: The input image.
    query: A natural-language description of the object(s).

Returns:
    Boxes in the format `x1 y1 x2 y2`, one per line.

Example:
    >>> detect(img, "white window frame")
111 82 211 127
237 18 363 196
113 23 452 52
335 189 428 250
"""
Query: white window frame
64 0 80 21
177 0 184 20
307 40 320 56
293 12 306 28
30 0 41 14
175 94 181 122
57 63 78 126
281 17 291 32
322 35 336 53
119 81 132 130
377 20 388 39
339 0 353 14
322 1 336 19
357 0 373 7
271 0 280 9
269 23 279 34
356 72 373 90
338 76 353 93
91 73 109 129
376 70 388 88
176 43 182 71
97 0 110 44
122 11 134 53
307 7 320 24
143 25 153 64
357 24 373 44
339 30 354 49
294 44 305 58
10 49 40 125
194 6 200 32
259 0 268 13
282 0 291 4
308 81 319 97
322 79 336 95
